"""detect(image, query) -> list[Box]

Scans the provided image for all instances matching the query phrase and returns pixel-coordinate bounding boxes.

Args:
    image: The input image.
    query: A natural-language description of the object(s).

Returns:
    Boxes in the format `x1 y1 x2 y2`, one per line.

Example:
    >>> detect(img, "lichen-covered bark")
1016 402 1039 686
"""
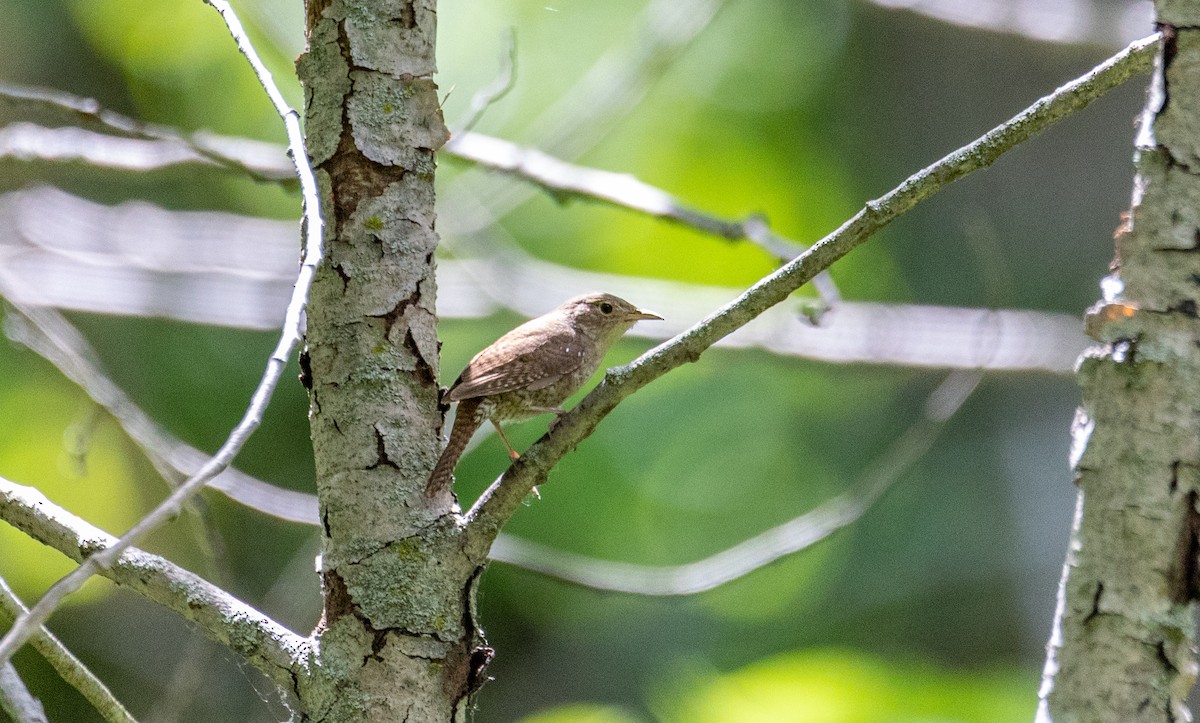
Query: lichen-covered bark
1039 16 1200 722
296 0 488 719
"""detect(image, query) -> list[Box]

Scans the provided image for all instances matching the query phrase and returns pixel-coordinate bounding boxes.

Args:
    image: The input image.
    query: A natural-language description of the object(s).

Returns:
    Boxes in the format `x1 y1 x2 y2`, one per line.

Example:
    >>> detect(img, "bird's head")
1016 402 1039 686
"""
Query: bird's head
559 292 662 342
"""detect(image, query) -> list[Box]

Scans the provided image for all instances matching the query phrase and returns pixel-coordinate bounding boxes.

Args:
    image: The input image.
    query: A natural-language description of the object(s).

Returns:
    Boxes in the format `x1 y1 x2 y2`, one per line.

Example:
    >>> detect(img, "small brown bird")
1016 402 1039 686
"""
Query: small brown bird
425 292 662 497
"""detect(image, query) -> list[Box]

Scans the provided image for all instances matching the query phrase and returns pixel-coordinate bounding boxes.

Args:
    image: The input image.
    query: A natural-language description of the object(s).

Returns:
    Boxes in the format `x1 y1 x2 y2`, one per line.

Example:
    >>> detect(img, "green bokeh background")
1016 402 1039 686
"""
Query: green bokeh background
0 0 1149 720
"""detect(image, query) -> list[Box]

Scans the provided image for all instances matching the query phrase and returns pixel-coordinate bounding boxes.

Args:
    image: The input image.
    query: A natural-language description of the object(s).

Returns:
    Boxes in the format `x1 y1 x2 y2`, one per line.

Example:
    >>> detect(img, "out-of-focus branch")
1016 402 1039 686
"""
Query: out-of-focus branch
0 477 309 688
0 295 985 598
0 577 136 723
0 662 46 723
0 186 1087 373
462 32 1162 556
0 122 293 178
444 131 805 260
0 301 319 525
865 0 1153 47
453 29 517 136
490 371 980 594
0 0 324 670
0 84 295 183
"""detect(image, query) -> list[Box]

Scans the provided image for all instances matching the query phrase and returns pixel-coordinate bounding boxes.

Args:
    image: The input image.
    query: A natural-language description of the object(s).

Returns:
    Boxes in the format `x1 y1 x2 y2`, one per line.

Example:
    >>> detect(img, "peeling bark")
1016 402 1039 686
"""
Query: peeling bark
1039 13 1200 722
297 0 486 718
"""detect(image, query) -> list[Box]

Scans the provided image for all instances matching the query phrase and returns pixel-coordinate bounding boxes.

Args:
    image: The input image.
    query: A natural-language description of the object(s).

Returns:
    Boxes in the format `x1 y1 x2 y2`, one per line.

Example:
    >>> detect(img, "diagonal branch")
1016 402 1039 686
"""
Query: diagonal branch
0 477 309 689
488 371 980 594
0 577 136 723
1 301 319 525
444 131 802 256
0 662 45 723
492 371 978 593
463 32 1162 558
0 0 323 669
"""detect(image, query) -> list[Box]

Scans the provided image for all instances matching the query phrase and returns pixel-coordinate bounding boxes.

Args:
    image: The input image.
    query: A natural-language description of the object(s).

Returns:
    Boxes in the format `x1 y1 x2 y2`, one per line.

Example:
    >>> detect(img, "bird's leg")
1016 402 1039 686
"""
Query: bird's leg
490 420 541 499
490 420 521 460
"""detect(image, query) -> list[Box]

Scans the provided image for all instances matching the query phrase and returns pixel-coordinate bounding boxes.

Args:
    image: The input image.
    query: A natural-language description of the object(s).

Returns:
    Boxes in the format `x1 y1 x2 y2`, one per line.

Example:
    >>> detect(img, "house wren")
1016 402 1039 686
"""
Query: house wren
425 292 661 497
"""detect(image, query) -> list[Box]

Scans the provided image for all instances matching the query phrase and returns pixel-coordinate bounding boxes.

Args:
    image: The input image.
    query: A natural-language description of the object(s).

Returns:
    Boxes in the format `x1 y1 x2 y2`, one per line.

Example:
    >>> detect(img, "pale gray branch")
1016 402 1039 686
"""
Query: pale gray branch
865 0 1152 47
1 301 319 526
453 28 517 136
463 32 1162 557
489 371 980 594
0 663 46 723
0 186 1085 373
0 0 324 669
0 477 310 689
0 577 135 723
1 286 984 597
0 121 294 178
0 83 294 183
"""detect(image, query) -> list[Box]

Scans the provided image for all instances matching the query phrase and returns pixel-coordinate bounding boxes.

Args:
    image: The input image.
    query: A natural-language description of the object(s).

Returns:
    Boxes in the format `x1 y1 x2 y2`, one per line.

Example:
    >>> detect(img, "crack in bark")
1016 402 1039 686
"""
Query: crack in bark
1165 299 1199 318
322 23 408 225
395 0 417 29
368 288 420 340
1157 639 1180 675
320 569 356 628
1169 490 1200 603
331 262 351 291
366 424 401 470
299 347 313 390
1083 581 1105 624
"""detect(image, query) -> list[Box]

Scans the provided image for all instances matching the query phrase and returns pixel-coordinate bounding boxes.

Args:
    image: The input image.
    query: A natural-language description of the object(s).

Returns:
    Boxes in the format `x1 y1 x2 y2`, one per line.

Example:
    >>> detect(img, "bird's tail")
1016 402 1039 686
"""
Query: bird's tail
425 398 483 498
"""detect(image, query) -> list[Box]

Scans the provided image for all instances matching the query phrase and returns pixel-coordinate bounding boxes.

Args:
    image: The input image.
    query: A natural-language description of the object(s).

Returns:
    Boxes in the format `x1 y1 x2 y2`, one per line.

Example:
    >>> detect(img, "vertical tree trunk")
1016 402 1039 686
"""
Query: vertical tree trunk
296 1 487 719
1039 10 1200 721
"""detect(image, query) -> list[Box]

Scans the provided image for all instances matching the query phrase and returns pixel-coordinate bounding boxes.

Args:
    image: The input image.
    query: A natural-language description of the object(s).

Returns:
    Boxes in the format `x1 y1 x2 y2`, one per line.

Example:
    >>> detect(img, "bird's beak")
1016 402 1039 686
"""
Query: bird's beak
628 308 663 321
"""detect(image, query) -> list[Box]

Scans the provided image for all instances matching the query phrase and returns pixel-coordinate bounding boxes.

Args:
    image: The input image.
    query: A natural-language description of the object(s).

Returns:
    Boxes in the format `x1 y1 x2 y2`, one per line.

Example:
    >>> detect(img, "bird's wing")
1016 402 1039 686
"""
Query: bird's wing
446 322 587 401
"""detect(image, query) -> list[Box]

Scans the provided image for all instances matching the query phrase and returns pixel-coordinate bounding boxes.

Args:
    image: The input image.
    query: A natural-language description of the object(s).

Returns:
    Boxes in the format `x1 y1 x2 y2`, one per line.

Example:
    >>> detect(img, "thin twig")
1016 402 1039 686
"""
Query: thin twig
0 577 136 723
0 0 324 669
0 477 309 688
489 371 980 594
453 28 517 136
462 32 1162 558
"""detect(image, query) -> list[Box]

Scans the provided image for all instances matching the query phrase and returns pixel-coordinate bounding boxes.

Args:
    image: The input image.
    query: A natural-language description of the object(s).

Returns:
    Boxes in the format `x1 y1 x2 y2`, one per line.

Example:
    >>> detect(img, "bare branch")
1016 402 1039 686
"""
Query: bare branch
0 477 310 688
0 121 294 178
0 294 984 597
1 302 319 525
453 28 517 136
0 0 324 669
0 663 46 723
462 32 1162 557
489 371 980 594
1 289 982 597
865 0 1153 47
0 577 135 723
0 186 1085 372
0 83 294 183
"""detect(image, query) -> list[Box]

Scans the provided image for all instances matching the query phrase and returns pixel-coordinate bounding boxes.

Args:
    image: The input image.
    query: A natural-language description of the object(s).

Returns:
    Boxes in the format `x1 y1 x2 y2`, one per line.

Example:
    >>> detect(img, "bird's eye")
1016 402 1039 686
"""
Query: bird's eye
599 302 614 314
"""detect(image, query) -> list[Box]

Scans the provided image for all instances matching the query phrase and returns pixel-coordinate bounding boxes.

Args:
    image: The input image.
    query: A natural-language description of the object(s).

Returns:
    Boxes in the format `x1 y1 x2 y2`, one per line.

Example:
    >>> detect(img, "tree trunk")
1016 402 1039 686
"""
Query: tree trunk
1039 10 1200 721
296 0 487 719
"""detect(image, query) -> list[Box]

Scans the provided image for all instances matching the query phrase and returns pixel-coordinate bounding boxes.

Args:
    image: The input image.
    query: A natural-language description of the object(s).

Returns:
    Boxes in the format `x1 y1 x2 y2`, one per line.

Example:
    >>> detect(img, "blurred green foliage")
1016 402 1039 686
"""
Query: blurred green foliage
0 0 1149 720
